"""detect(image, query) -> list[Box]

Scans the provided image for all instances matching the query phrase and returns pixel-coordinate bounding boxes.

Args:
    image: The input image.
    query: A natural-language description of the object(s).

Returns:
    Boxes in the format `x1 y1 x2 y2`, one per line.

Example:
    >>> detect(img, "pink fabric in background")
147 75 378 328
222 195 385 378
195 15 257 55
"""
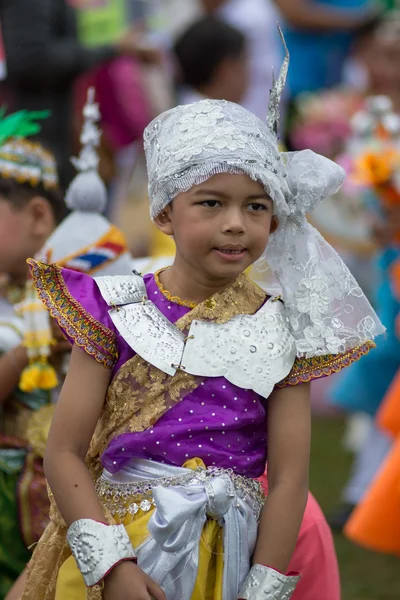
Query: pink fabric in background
311 374 342 417
94 56 151 150
74 56 151 151
259 473 341 600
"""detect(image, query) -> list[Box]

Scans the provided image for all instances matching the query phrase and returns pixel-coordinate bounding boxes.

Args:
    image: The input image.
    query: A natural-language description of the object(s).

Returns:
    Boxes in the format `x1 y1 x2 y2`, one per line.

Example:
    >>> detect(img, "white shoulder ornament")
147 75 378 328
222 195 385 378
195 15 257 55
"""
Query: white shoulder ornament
94 275 296 399
183 298 296 397
94 274 186 376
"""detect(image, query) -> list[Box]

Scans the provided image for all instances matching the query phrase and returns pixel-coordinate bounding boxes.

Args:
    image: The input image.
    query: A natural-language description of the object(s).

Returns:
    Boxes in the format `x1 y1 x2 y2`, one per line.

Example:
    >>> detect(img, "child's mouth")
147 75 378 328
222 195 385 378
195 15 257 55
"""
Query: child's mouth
214 247 247 260
219 249 243 254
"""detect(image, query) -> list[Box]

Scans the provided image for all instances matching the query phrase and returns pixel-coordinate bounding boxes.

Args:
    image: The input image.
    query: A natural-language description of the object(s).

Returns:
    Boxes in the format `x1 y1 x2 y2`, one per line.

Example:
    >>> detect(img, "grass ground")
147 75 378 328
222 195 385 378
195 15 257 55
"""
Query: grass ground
310 418 400 600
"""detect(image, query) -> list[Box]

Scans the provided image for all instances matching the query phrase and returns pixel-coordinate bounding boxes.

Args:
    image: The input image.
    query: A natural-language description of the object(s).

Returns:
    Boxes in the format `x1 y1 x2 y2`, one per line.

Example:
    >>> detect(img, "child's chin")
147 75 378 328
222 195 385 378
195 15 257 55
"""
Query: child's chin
208 261 248 279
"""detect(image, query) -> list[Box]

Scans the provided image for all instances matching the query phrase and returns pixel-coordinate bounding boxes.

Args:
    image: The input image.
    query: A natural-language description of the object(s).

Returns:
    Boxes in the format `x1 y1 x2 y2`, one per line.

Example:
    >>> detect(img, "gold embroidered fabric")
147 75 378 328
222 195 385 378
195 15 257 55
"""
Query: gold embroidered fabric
28 260 118 369
25 404 56 459
277 341 376 387
22 273 266 600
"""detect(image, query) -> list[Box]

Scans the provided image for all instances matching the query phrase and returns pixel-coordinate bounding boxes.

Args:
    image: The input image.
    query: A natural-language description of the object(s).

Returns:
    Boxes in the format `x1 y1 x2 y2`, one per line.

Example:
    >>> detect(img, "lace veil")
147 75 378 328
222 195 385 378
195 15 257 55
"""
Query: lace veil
143 50 384 358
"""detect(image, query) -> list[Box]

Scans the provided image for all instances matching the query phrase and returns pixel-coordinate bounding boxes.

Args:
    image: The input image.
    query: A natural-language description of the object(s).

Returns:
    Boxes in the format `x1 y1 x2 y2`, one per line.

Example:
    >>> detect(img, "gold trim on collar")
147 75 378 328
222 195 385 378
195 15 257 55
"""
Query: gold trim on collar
154 268 198 309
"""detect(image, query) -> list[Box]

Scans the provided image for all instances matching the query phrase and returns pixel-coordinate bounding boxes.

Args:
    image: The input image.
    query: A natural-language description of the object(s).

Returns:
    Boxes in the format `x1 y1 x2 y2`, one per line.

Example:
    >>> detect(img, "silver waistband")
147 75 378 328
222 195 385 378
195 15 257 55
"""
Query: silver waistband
96 458 263 600
96 463 264 522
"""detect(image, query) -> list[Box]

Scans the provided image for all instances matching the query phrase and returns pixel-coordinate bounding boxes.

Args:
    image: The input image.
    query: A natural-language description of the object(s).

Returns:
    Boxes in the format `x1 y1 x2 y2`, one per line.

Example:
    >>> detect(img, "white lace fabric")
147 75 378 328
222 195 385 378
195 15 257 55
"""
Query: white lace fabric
144 99 385 357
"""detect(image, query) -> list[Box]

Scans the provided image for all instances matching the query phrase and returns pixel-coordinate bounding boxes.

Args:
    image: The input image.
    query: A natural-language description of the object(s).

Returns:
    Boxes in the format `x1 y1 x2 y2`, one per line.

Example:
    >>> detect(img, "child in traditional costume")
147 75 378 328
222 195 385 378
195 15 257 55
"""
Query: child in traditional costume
23 44 383 600
0 90 133 599
0 111 66 598
0 110 67 598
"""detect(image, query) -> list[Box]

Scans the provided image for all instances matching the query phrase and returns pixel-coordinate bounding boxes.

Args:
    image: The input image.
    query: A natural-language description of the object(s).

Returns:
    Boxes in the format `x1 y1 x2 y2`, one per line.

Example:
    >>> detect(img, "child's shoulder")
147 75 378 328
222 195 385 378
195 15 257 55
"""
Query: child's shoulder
28 260 127 369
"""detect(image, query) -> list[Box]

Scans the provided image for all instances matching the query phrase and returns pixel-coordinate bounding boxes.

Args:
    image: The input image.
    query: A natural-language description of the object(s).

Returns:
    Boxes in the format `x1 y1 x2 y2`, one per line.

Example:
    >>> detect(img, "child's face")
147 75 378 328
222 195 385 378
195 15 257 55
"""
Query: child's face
155 173 276 283
0 195 56 281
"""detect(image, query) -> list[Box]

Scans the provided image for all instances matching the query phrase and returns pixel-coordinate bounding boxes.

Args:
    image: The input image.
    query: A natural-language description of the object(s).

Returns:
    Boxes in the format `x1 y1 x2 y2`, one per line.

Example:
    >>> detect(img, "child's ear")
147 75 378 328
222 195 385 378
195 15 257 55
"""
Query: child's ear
270 215 279 234
154 205 174 236
29 196 56 238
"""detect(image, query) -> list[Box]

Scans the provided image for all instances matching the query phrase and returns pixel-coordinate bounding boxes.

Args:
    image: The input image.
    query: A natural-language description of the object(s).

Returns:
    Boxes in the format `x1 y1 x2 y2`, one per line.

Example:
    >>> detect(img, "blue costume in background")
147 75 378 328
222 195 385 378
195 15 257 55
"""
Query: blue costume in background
330 248 400 416
283 0 369 95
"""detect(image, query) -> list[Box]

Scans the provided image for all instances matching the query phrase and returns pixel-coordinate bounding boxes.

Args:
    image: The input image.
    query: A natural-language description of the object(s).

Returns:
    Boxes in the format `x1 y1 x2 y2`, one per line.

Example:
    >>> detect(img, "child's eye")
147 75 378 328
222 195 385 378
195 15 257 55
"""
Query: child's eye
248 203 268 212
200 200 221 208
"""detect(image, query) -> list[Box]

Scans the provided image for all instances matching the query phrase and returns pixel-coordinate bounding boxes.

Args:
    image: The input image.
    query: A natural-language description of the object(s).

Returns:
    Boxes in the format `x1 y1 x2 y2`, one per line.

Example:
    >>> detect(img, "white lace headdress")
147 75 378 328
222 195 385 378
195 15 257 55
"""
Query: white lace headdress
143 41 385 358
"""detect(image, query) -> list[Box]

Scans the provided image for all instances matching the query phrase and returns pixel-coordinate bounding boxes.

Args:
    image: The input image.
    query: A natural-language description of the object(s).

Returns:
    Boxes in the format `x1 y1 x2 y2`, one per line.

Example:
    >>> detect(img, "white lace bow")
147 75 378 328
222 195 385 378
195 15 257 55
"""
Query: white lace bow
144 100 385 357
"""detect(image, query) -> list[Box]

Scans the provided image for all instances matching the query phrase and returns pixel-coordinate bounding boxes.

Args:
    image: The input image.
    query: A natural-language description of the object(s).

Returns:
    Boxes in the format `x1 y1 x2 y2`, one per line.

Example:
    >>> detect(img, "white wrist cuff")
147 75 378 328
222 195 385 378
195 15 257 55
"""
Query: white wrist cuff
67 519 137 587
239 564 301 600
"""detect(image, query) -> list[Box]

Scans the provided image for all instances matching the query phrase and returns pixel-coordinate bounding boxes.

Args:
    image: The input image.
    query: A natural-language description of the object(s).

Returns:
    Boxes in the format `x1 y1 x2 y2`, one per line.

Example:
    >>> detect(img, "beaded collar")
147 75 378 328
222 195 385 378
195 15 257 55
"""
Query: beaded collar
154 268 198 309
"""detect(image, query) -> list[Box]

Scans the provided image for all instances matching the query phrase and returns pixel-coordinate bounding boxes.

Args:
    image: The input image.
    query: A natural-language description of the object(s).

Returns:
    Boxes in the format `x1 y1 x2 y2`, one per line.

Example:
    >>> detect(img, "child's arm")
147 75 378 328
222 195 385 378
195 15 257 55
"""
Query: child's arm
44 345 166 600
239 384 310 598
43 344 112 523
253 382 311 572
0 346 28 404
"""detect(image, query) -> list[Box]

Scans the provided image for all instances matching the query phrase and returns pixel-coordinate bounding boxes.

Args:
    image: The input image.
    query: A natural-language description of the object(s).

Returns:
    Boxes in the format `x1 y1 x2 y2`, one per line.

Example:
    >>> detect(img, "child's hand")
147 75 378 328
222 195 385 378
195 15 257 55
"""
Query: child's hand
104 562 166 600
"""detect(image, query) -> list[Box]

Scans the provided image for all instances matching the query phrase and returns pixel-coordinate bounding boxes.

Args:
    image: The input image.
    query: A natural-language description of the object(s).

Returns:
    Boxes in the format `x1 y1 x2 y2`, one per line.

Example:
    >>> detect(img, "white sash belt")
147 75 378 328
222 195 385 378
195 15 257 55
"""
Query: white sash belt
101 459 262 600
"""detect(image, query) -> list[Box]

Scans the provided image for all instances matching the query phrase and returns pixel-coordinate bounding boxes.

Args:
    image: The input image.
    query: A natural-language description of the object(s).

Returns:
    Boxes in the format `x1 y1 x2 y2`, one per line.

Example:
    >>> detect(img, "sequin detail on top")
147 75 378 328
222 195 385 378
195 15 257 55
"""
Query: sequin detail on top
103 364 270 476
154 268 198 309
91 354 200 477
89 274 267 478
28 260 118 368
277 341 376 387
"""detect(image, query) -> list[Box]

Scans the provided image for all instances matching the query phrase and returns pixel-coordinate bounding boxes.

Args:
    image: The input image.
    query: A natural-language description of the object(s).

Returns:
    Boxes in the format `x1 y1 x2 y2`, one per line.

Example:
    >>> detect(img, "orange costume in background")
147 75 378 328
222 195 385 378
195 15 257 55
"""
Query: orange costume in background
344 368 400 555
344 259 400 555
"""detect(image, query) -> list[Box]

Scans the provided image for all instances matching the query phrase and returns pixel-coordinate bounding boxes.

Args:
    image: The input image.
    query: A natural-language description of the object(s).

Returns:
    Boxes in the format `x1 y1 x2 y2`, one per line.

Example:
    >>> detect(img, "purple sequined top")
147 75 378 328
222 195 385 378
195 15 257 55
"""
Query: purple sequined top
59 270 269 478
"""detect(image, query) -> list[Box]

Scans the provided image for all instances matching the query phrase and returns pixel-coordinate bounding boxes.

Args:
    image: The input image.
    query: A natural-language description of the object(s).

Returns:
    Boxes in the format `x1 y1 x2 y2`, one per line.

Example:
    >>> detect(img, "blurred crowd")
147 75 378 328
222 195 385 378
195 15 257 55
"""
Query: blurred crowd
1 0 400 598
0 0 396 253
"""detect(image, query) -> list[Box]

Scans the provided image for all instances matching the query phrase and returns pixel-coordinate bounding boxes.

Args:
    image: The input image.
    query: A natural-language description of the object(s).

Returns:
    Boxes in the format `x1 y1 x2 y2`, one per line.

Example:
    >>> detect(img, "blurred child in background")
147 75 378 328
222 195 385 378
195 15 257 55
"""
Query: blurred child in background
174 16 248 107
0 112 67 598
0 90 134 600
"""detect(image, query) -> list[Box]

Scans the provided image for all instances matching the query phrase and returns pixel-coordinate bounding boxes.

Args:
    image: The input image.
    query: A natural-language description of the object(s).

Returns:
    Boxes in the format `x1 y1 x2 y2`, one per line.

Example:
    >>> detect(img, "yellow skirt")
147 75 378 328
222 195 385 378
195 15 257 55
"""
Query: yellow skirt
55 459 224 600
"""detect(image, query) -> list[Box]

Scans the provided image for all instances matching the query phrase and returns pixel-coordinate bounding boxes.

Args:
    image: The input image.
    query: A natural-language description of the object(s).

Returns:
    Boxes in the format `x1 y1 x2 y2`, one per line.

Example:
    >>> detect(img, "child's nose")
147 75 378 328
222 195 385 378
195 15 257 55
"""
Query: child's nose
222 209 245 234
